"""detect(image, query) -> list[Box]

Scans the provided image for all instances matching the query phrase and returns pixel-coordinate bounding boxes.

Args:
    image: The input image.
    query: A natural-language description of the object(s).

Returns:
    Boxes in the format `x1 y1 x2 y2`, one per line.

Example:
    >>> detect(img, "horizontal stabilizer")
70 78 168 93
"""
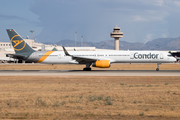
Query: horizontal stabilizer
6 54 26 59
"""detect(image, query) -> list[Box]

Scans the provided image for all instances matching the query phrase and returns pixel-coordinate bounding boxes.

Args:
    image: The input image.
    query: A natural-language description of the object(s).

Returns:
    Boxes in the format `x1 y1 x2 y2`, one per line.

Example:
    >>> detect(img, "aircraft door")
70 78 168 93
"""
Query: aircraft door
32 53 35 59
130 52 134 59
160 53 163 59
58 54 61 59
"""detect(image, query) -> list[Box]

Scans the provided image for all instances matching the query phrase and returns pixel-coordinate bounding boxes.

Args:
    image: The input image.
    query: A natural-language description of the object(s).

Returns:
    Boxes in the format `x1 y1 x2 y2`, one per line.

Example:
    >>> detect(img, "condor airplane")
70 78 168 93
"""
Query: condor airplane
6 29 176 71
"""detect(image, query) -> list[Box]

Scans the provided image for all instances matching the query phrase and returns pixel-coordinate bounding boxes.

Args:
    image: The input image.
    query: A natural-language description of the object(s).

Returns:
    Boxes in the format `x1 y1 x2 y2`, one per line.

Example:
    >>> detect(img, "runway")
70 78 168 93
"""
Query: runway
0 70 180 76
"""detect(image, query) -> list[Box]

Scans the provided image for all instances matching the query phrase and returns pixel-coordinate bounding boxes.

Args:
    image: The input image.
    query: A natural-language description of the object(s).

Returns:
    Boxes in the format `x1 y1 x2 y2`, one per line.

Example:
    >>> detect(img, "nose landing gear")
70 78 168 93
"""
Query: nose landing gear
156 63 161 71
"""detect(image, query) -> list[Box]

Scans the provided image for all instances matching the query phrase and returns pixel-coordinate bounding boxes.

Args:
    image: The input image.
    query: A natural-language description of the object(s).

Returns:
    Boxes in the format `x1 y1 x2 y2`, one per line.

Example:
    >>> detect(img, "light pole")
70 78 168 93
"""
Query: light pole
75 31 77 47
156 45 159 50
81 36 83 47
102 44 104 49
30 30 34 40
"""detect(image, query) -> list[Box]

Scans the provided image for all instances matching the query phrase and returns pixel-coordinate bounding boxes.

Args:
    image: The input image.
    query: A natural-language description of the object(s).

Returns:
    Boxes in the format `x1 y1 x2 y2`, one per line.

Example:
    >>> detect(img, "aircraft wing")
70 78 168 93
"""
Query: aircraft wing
62 46 99 64
6 54 26 59
71 56 97 64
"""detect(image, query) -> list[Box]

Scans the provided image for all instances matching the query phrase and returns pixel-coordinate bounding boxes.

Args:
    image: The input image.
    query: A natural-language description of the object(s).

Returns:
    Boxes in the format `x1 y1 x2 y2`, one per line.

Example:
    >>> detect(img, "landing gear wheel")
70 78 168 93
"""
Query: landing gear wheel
156 68 159 71
83 68 91 71
156 63 161 71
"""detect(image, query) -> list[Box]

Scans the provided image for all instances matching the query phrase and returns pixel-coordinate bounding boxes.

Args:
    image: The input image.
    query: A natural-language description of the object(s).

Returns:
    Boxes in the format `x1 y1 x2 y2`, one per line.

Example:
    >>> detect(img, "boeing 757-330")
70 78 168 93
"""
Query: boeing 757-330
6 29 177 71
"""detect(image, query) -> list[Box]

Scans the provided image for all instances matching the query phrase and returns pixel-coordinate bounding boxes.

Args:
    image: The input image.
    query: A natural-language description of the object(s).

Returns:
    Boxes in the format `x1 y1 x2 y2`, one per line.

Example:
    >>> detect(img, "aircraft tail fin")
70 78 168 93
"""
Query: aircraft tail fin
6 29 35 54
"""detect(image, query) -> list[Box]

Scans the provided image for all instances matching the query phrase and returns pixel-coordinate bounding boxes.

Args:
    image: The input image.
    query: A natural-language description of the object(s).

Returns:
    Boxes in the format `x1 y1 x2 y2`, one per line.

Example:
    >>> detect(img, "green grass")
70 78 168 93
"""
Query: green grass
139 112 144 116
165 83 169 85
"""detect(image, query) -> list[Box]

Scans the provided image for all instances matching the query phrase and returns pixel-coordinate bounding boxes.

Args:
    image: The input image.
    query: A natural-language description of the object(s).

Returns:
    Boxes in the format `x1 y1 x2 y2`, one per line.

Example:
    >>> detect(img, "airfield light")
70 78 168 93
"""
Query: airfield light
30 30 35 40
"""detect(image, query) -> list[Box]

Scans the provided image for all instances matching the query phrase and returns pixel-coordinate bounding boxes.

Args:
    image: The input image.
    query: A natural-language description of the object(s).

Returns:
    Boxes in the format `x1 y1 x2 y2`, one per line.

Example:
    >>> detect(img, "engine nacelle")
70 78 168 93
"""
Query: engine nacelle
92 60 111 68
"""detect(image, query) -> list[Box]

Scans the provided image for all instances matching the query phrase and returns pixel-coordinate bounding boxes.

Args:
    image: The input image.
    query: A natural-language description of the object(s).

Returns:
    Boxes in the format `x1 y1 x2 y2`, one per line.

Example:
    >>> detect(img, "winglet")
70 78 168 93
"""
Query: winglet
62 46 70 56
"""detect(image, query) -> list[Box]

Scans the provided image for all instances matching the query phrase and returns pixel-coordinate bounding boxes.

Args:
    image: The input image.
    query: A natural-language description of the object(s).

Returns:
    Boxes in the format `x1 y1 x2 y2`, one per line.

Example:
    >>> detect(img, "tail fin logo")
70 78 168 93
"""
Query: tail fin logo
13 40 24 47
11 35 26 51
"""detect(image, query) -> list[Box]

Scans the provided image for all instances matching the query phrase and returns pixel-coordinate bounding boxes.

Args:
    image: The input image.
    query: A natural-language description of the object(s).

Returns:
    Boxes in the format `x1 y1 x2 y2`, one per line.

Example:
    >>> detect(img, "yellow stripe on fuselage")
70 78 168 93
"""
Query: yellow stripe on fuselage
37 51 54 63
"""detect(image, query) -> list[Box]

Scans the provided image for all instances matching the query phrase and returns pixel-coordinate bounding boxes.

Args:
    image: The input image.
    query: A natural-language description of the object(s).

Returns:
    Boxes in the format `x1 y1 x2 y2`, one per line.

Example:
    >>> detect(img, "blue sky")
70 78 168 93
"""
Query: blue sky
1 0 180 44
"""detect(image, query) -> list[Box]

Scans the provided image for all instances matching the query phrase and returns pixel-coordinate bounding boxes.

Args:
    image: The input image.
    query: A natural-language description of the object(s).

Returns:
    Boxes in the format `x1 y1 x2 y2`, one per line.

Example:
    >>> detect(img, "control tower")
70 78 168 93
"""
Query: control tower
110 26 123 50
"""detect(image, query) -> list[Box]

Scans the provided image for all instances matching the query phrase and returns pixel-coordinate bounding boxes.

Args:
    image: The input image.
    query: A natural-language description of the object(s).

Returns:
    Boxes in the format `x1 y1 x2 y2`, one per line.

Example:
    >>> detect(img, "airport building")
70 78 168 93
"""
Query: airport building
110 26 123 50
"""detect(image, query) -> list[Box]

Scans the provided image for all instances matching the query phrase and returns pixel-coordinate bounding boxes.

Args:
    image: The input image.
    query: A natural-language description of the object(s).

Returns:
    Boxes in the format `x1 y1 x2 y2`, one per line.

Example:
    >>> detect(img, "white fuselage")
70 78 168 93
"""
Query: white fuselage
32 50 176 64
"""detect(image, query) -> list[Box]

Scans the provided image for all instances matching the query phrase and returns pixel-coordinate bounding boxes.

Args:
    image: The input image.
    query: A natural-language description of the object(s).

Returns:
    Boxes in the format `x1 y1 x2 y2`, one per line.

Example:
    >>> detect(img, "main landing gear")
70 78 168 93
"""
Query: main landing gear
156 63 161 71
83 63 92 71
83 68 91 71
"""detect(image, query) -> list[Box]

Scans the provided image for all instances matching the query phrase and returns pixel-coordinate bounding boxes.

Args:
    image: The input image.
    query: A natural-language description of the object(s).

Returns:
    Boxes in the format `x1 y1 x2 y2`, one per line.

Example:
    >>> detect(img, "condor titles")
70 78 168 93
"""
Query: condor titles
134 52 159 59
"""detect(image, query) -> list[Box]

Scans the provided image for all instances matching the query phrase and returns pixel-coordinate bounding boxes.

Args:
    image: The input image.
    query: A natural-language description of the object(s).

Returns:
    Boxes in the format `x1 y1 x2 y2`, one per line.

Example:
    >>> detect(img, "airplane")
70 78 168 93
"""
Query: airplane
6 29 177 71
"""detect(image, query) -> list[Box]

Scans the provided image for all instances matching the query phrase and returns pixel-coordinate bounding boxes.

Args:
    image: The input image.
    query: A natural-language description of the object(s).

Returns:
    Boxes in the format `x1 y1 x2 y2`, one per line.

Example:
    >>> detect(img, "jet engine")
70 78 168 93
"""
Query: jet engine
92 60 111 68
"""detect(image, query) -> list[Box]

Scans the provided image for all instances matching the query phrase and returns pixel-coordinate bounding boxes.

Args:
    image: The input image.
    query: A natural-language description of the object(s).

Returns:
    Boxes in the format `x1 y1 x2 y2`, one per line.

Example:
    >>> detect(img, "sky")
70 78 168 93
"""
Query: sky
1 0 180 44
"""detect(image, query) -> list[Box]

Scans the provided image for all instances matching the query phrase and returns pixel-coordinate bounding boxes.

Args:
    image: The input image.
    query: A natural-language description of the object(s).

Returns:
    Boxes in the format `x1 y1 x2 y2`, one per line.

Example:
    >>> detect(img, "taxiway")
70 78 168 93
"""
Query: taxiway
0 70 180 76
